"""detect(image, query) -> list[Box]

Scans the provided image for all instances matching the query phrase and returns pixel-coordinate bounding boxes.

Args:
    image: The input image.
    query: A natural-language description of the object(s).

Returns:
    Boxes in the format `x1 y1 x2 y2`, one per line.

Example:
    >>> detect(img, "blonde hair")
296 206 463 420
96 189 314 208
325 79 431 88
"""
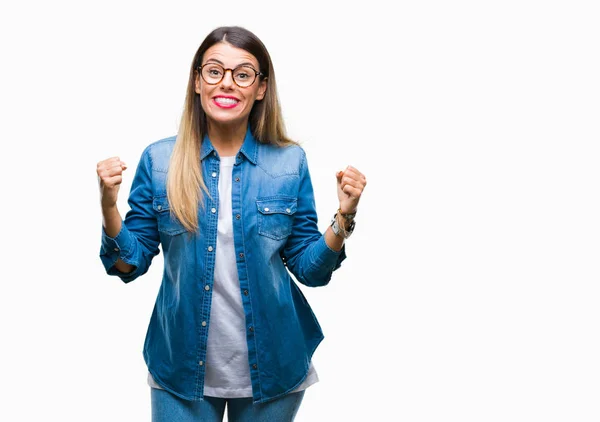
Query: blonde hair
167 26 297 233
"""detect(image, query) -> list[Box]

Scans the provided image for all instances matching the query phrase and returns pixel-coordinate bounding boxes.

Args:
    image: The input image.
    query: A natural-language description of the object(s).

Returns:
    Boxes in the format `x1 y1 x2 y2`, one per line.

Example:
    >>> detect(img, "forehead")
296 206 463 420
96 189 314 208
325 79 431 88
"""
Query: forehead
202 42 259 68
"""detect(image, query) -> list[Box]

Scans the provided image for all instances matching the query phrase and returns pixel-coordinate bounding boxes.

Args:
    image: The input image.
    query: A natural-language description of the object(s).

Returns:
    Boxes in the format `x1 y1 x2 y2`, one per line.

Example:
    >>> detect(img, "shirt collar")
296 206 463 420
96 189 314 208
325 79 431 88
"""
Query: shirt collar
200 127 259 165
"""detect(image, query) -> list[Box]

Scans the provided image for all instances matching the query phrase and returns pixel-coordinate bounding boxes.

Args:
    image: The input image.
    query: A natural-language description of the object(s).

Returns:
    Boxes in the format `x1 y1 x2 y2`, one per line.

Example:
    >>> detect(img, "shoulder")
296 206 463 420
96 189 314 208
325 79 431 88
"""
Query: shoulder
140 135 177 172
257 143 307 177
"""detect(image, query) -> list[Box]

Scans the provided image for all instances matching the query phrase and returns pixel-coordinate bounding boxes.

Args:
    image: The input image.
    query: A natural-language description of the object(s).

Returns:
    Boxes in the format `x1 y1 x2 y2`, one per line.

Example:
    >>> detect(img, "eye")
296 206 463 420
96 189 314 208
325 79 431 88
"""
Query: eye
234 66 257 81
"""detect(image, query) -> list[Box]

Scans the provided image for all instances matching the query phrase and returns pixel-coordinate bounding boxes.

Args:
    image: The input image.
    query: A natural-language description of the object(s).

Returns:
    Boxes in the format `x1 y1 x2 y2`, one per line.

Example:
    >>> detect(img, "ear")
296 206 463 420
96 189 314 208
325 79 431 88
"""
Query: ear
194 72 201 94
255 78 267 101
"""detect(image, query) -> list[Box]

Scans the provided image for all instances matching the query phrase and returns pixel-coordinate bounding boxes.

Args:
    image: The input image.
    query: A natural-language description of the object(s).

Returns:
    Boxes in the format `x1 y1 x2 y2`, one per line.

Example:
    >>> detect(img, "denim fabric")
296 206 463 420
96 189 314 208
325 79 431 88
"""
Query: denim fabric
100 128 345 403
151 388 305 422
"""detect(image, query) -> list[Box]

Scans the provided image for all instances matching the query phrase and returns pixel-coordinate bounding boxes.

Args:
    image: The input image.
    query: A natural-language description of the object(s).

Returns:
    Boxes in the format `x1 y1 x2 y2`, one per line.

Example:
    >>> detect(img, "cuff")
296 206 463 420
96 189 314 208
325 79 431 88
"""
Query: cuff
310 235 347 272
99 223 139 273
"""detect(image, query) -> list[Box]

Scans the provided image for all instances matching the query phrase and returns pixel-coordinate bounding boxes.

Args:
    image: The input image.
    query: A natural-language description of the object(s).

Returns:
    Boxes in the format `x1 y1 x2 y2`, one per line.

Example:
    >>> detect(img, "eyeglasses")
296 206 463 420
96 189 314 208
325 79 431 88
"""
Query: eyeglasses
197 63 263 88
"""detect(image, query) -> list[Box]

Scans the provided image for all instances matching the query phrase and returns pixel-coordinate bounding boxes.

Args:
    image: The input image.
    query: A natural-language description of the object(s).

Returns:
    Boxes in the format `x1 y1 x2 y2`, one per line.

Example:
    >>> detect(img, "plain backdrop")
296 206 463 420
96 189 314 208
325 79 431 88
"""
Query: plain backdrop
1 1 599 421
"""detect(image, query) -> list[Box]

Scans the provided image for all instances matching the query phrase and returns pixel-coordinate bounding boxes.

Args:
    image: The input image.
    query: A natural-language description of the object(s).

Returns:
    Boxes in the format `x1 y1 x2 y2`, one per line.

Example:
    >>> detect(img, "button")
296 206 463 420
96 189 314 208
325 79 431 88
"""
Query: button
243 290 249 296
205 285 210 291
252 364 257 370
157 205 162 210
211 208 216 213
235 177 240 182
264 207 270 212
249 326 254 332
239 253 244 259
199 360 204 366
113 248 119 252
202 321 207 327
235 214 241 219
286 208 291 213
212 172 217 178
208 246 214 252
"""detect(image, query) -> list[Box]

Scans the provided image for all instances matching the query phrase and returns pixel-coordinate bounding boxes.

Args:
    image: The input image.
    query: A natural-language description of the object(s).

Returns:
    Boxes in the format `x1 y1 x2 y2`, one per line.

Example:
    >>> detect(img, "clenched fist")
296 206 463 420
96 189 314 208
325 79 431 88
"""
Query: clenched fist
97 157 128 210
336 165 367 214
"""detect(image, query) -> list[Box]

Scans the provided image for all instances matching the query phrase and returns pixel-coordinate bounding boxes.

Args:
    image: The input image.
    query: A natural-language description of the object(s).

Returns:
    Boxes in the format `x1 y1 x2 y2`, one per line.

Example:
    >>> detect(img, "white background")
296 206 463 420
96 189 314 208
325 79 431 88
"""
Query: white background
1 0 599 421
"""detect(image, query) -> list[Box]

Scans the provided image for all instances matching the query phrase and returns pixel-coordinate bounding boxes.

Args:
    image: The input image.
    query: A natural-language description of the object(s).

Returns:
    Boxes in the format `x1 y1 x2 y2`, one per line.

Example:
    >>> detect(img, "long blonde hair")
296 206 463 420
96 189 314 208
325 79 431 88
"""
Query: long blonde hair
167 26 297 233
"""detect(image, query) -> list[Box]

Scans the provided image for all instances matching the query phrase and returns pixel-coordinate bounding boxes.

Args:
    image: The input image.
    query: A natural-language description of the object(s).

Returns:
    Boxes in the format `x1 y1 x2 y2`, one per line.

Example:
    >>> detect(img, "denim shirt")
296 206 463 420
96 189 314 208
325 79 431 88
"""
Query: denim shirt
99 128 346 403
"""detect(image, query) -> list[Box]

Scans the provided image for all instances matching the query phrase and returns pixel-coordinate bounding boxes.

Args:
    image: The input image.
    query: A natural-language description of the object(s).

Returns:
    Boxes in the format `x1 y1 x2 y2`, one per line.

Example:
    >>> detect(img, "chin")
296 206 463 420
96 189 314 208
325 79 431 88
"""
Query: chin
207 113 246 126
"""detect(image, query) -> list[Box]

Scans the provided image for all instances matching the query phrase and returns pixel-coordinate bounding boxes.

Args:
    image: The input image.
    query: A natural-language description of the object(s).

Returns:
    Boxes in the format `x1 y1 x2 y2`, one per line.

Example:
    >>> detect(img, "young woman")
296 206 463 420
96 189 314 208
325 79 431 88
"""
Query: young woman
97 26 366 421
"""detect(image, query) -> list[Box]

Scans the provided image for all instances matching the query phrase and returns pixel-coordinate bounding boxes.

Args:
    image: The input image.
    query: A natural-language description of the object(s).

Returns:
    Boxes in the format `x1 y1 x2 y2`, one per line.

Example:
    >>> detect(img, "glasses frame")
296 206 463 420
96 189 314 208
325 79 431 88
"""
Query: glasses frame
197 63 264 88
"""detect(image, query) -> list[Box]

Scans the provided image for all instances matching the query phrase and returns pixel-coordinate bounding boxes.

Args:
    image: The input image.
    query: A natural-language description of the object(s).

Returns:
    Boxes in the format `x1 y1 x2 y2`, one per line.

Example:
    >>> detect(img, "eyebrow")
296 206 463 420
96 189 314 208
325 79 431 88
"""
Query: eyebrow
203 58 257 68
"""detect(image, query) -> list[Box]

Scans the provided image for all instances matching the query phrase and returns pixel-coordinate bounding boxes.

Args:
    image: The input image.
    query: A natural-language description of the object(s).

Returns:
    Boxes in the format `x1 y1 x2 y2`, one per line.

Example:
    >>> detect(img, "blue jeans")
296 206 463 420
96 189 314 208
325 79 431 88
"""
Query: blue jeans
151 388 305 422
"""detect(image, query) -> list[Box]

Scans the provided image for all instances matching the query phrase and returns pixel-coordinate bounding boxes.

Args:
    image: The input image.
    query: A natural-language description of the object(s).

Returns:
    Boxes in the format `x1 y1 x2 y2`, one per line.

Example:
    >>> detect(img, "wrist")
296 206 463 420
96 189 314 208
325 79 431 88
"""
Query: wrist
338 207 357 220
339 206 357 214
331 210 355 239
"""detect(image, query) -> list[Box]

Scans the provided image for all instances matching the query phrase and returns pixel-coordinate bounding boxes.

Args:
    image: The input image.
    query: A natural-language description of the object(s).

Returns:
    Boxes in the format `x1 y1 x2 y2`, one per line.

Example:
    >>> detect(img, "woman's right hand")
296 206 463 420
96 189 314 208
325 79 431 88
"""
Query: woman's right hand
97 157 127 210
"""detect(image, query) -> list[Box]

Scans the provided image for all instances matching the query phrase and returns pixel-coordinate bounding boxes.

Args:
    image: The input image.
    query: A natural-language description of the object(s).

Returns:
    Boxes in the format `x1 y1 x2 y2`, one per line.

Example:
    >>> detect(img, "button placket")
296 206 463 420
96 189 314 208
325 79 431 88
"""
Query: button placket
192 155 219 396
229 162 259 390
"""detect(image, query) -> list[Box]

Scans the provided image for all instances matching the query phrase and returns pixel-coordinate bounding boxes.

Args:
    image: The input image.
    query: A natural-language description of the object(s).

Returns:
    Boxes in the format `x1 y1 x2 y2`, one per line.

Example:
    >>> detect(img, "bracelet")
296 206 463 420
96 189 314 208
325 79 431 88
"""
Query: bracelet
331 210 355 238
338 208 356 221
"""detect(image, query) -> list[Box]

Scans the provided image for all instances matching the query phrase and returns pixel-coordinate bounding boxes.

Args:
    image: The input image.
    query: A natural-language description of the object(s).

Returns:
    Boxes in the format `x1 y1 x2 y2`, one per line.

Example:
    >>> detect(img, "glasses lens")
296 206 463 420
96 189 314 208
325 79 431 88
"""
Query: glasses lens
202 64 224 84
233 66 257 87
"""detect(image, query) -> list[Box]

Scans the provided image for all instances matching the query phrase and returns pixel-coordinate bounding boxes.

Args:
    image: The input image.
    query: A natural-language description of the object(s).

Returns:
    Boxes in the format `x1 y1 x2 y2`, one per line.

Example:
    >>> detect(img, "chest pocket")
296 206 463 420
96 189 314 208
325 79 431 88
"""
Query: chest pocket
153 196 188 236
256 197 297 241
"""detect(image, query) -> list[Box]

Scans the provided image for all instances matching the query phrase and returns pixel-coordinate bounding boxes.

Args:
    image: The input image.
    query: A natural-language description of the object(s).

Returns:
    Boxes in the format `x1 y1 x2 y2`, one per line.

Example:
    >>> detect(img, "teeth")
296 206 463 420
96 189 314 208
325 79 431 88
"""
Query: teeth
215 97 239 105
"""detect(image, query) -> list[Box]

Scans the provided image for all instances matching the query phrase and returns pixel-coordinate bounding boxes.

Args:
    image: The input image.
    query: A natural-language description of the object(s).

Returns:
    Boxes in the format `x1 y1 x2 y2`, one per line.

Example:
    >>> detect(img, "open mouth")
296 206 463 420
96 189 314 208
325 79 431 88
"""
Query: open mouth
213 97 240 108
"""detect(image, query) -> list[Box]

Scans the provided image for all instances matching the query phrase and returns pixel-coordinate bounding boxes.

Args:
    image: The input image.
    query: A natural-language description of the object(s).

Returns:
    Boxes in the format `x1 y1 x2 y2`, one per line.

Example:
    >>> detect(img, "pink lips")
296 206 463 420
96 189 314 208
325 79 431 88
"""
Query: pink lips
213 95 240 109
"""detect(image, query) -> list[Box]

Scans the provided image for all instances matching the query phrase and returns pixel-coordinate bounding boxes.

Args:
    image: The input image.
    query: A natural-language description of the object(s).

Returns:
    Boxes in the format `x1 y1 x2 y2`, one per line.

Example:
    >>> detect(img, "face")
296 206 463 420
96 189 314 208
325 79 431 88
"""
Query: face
195 42 267 128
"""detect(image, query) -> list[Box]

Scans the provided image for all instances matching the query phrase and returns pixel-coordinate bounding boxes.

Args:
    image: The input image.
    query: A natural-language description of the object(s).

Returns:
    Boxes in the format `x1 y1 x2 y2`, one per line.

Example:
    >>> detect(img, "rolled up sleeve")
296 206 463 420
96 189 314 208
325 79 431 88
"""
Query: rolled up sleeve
283 151 346 287
98 146 161 283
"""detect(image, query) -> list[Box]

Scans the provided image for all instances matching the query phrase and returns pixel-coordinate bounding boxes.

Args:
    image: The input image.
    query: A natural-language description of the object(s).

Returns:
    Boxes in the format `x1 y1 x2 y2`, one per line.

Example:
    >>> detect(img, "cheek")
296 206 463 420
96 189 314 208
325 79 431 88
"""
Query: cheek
199 85 216 102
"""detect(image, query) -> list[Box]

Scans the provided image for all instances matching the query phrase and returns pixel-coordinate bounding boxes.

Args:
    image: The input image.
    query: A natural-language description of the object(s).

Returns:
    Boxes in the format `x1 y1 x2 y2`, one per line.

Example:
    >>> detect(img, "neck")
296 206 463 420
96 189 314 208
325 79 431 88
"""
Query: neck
207 120 248 157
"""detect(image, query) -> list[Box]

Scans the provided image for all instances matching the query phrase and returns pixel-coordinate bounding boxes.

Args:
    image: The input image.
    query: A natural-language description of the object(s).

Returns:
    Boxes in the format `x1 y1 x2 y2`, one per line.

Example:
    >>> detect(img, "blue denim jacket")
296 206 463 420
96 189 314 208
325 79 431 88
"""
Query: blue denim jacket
99 128 346 403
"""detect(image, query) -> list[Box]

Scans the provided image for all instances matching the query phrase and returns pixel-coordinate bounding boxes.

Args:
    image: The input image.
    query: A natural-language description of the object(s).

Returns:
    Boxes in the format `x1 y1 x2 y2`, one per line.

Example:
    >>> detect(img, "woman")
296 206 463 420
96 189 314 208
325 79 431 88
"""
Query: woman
97 26 366 421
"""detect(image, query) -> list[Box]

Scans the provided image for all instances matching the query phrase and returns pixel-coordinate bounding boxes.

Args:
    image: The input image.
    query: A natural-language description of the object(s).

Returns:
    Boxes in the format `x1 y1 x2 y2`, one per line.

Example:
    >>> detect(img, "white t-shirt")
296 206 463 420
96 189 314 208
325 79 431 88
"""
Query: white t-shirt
148 155 318 397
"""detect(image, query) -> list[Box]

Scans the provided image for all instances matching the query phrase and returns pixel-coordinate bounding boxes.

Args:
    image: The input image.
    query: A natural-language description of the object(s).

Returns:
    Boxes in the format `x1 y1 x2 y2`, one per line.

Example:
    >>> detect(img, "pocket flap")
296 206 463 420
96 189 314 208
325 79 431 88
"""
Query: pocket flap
153 196 171 213
256 197 297 215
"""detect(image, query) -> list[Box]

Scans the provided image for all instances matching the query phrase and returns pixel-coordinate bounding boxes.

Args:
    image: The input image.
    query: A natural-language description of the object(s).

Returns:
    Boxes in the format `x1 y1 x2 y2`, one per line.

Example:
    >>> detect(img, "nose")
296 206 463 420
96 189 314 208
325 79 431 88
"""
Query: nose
220 69 235 89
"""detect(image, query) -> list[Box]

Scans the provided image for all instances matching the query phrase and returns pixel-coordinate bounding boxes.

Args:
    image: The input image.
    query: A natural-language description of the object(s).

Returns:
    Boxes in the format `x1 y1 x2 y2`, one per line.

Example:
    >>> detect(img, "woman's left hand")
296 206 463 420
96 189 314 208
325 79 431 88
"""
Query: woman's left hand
336 165 367 213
